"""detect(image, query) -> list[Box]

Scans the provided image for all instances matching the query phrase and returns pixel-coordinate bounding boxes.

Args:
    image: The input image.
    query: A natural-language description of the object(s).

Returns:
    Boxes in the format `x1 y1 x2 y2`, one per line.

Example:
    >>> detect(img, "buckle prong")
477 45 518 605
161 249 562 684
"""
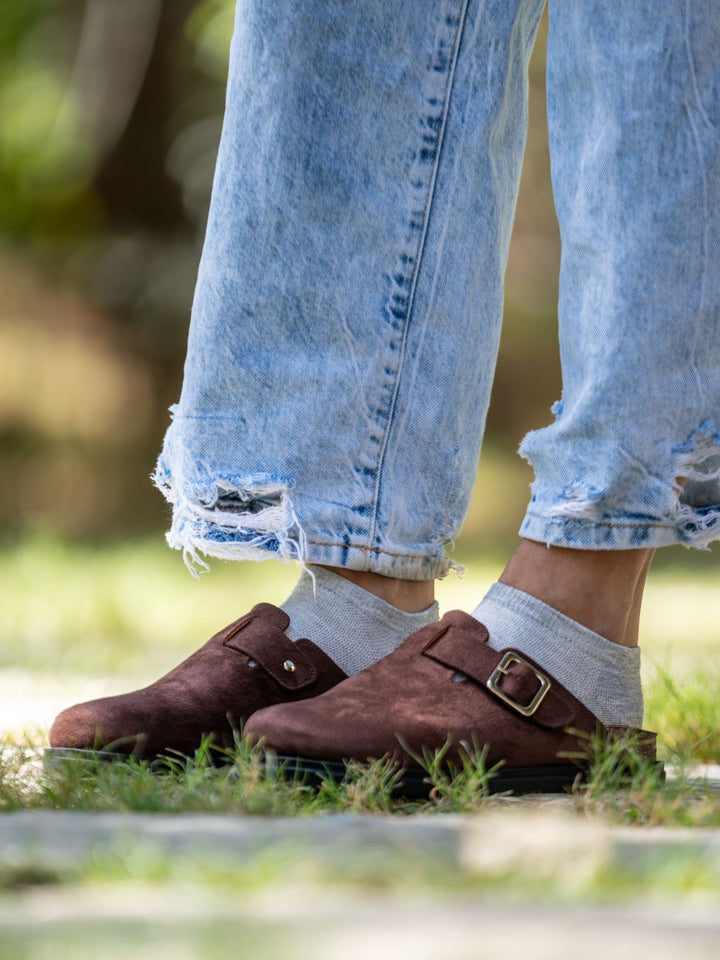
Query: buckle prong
486 652 551 717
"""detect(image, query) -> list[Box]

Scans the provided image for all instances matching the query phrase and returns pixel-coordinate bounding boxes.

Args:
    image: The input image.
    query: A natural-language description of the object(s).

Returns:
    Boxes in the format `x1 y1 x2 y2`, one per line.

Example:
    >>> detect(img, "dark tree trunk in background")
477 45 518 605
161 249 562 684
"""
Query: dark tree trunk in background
95 0 199 231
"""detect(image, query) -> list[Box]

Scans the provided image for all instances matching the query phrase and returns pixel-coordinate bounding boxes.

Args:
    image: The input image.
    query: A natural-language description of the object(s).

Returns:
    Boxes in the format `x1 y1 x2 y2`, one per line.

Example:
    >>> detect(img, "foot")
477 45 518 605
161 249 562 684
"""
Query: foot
49 567 438 760
281 566 438 675
469 539 655 728
472 583 645 727
244 611 658 793
49 603 347 759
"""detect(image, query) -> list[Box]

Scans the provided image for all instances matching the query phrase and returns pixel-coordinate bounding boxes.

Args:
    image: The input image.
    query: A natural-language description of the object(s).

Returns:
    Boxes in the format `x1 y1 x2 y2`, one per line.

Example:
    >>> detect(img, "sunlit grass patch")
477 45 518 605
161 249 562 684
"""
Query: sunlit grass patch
644 660 720 764
1 737 416 817
572 730 720 828
4 742 313 817
576 767 720 829
1 534 718 675
0 534 298 676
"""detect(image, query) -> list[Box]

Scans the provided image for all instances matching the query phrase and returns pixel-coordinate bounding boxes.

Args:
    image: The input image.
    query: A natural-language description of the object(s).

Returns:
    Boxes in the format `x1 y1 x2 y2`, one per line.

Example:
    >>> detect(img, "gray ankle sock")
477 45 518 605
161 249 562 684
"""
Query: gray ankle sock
471 582 644 727
281 567 439 676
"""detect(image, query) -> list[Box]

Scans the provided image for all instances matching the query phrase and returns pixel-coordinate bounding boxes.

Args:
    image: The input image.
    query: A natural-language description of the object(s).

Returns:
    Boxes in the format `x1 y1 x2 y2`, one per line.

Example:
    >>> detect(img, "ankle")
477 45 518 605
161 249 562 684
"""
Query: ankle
498 539 654 647
283 566 438 676
314 566 435 613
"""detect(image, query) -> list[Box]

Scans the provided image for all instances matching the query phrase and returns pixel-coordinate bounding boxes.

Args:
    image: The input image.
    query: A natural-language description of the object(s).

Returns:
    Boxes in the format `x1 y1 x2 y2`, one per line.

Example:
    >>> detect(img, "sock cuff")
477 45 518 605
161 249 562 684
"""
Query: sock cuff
283 567 439 676
483 582 641 670
294 567 439 629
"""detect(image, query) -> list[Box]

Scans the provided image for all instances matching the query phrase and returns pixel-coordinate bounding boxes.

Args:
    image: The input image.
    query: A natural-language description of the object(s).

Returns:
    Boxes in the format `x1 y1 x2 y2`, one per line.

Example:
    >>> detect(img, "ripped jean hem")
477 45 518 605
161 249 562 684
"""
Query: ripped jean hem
520 506 720 550
170 529 455 581
153 462 456 581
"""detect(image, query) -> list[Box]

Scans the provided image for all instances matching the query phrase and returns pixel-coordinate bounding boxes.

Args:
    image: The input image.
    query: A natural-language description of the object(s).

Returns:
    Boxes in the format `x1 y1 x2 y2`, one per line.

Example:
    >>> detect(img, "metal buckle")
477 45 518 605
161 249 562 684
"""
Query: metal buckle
486 652 551 718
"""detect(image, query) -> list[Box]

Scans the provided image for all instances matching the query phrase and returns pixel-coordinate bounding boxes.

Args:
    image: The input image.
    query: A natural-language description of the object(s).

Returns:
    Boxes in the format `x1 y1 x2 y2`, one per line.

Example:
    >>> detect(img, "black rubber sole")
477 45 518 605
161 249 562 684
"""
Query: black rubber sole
43 747 203 773
44 747 586 794
273 755 597 798
44 747 130 765
43 747 665 798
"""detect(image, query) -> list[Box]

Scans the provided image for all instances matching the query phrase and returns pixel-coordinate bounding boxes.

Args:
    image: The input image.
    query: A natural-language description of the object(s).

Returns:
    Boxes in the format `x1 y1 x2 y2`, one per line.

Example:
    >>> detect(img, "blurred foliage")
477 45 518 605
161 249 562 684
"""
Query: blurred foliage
0 0 232 332
0 1 92 237
0 2 564 544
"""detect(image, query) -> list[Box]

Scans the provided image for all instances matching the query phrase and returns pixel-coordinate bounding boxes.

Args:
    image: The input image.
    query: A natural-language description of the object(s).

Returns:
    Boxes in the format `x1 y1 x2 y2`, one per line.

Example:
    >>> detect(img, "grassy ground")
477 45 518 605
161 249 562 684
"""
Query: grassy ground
0 731 718 827
0 536 719 951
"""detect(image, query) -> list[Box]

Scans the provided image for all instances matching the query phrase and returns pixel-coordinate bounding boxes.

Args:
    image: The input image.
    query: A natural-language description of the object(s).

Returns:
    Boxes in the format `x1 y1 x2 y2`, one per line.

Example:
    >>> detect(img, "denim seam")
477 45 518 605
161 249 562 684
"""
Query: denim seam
683 0 710 377
525 511 695 530
167 414 249 422
305 537 440 560
367 0 471 557
437 448 465 542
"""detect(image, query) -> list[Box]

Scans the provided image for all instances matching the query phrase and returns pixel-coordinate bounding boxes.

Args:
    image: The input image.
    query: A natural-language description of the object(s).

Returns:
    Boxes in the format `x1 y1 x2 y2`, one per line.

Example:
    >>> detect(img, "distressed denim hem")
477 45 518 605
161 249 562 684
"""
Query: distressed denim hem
153 461 455 581
302 539 455 581
163 526 453 581
520 507 720 551
153 466 304 576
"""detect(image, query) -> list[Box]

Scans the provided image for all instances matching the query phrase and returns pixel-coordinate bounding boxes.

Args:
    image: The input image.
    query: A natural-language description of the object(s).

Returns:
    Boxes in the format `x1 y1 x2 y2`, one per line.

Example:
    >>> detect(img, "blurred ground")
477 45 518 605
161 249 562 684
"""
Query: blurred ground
1 807 720 959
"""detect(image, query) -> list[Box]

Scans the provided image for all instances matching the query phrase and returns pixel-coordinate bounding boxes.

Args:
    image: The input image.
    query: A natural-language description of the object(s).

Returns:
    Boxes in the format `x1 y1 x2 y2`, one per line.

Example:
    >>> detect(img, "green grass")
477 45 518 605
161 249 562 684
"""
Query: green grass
0 732 718 828
1 737 493 816
645 661 720 762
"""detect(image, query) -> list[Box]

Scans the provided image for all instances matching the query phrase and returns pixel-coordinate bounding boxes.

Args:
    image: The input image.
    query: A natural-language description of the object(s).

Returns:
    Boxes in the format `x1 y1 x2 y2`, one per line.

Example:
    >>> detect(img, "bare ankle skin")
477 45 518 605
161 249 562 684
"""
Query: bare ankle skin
498 539 655 647
316 565 435 613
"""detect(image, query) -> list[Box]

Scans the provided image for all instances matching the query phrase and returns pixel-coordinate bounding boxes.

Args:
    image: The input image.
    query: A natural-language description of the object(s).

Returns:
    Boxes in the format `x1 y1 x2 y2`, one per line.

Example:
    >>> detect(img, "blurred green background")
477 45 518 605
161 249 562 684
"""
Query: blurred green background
1 0 563 550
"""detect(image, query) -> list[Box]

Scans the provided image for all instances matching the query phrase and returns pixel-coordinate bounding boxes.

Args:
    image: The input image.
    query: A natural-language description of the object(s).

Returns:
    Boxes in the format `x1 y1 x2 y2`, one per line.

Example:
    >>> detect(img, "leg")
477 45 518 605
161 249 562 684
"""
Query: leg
246 0 719 791
155 0 545 581
317 567 435 613
50 0 545 758
498 542 655 647
474 0 720 729
520 0 720 552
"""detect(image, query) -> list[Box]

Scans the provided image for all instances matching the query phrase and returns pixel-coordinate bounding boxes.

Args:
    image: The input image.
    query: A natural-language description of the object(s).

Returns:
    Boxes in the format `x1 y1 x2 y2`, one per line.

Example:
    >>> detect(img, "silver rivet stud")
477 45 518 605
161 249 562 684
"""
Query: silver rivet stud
247 660 257 669
283 659 296 673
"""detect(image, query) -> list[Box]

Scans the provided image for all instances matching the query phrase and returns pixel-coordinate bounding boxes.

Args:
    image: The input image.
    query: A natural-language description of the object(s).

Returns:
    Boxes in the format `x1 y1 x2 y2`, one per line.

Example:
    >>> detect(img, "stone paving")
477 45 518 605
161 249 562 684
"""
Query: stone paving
0 807 719 959
1 885 719 960
0 805 719 873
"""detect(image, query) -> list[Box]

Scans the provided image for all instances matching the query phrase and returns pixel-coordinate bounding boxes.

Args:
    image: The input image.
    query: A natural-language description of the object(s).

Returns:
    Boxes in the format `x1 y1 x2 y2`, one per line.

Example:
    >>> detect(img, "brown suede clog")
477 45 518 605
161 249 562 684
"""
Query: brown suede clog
48 603 347 762
244 610 660 795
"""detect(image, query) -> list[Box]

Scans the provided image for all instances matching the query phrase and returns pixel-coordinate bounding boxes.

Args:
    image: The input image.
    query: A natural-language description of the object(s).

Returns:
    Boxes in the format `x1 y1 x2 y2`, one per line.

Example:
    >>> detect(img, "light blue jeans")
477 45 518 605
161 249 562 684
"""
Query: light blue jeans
155 0 720 580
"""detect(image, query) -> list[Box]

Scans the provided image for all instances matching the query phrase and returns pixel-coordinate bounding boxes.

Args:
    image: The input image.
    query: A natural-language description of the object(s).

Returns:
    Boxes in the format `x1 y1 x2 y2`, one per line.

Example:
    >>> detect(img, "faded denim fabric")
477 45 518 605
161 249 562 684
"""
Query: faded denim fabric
155 0 720 579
